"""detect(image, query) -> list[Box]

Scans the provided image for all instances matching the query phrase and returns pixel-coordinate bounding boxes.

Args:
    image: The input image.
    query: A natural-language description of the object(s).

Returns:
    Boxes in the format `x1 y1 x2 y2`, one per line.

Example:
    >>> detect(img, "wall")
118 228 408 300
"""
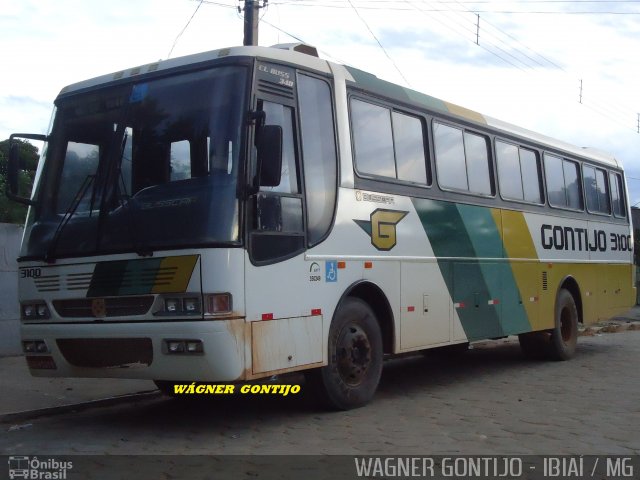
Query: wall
0 223 23 356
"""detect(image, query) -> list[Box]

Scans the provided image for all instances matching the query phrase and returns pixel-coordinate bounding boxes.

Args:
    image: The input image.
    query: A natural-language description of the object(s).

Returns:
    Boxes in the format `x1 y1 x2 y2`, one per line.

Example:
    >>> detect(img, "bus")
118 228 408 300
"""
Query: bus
7 43 635 410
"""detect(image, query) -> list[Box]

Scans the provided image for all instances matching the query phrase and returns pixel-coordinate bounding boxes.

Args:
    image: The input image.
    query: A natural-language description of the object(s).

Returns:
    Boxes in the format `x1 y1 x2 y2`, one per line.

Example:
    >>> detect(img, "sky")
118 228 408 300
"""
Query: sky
2 0 640 203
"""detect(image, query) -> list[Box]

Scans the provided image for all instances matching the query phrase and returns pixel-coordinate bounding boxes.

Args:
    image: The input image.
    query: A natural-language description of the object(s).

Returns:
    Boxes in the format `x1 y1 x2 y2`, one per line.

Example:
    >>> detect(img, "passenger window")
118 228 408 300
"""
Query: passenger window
610 172 626 218
351 99 396 178
496 140 543 204
434 122 492 195
583 165 610 214
434 123 467 191
392 112 428 184
544 154 583 210
496 141 522 200
563 160 582 209
520 149 543 203
544 154 565 207
464 132 492 195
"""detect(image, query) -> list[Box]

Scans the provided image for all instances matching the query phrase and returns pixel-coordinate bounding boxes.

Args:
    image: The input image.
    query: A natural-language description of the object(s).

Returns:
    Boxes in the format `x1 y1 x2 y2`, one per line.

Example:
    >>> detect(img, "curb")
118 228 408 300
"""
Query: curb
579 319 640 336
1 389 161 425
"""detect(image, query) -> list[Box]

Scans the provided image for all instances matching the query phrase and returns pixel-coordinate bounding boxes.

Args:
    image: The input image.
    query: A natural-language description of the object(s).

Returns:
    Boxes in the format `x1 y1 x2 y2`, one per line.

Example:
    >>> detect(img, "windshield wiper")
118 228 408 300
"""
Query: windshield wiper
45 174 96 263
116 164 153 257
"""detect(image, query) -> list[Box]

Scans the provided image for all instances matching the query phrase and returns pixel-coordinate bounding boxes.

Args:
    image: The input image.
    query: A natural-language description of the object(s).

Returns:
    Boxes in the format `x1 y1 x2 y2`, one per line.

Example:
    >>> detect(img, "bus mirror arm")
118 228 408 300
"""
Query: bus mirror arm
256 124 283 188
6 133 45 206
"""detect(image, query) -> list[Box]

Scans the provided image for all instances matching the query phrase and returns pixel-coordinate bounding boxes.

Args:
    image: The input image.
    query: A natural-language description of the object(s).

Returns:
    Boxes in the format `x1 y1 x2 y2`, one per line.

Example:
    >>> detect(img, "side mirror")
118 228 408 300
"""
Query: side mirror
256 125 283 187
6 133 46 206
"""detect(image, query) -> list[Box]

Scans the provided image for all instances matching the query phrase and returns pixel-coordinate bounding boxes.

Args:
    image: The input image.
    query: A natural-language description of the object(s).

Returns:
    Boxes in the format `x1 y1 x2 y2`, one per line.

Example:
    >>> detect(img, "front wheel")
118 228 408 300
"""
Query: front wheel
307 297 383 410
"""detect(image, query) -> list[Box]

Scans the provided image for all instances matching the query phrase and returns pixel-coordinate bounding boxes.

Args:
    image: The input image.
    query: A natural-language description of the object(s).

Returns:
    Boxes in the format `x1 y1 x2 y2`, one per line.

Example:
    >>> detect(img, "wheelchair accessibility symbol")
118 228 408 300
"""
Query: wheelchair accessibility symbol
325 261 338 282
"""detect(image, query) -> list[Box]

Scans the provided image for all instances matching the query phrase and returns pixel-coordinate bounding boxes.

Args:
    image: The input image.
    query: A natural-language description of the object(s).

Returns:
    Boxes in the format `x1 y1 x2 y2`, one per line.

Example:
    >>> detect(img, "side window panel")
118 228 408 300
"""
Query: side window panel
351 99 395 178
260 101 299 194
298 74 337 246
434 122 493 196
434 123 467 191
545 154 583 210
563 159 582 210
583 165 598 212
544 154 565 207
463 132 492 195
595 169 610 214
496 141 523 200
392 111 427 184
520 149 543 203
496 141 543 204
610 172 626 217
584 165 610 214
350 97 429 186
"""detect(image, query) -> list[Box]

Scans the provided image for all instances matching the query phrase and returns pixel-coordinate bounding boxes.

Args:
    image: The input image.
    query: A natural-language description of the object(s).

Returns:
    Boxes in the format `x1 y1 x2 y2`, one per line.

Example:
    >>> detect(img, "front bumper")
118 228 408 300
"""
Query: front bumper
21 319 246 382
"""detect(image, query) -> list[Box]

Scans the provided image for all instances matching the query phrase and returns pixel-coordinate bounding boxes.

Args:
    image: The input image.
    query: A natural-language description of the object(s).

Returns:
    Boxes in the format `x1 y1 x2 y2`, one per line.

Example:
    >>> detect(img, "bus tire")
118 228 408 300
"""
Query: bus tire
548 288 579 361
311 297 383 410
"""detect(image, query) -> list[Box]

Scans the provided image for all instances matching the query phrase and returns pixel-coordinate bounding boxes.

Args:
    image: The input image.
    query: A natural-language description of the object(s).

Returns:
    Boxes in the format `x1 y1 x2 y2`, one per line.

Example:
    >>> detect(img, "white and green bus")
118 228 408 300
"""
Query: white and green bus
8 44 635 409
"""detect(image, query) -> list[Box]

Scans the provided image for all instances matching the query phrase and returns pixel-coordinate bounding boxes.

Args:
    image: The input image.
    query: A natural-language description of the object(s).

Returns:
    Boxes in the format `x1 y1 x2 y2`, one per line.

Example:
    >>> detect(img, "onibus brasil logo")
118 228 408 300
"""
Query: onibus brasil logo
8 456 73 479
354 209 408 251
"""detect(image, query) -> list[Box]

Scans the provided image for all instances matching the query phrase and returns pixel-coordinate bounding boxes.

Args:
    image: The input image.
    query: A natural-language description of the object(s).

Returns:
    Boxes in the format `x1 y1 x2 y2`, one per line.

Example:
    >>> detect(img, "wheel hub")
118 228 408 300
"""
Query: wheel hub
336 324 372 386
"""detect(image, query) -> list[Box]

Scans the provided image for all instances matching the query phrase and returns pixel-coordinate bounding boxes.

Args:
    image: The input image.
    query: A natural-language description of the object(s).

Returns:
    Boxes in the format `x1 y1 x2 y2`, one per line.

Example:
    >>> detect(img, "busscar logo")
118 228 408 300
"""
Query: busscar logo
354 209 408 251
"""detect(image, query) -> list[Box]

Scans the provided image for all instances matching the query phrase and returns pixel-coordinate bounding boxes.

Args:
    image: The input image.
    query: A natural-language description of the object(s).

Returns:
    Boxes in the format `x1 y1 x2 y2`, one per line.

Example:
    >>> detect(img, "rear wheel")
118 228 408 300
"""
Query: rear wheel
519 288 579 361
548 288 578 360
307 297 383 410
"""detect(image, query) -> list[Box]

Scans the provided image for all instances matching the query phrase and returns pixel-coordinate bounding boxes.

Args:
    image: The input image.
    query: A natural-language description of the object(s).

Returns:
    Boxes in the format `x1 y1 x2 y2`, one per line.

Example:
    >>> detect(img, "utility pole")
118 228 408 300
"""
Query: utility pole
243 0 264 46
579 79 583 104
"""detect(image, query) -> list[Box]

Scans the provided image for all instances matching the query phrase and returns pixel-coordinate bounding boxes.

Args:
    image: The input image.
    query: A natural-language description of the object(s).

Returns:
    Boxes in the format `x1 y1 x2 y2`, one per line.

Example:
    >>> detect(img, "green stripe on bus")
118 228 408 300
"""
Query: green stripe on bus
87 257 164 297
412 199 532 339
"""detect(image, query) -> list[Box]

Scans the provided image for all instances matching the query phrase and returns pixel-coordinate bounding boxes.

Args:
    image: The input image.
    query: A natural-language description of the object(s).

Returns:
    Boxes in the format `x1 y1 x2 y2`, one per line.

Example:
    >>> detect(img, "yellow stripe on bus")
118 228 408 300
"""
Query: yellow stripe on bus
152 255 199 293
491 209 550 331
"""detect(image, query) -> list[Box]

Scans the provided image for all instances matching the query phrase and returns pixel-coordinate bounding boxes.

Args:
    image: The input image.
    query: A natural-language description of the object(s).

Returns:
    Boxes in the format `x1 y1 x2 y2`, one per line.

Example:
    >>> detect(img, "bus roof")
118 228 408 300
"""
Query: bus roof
58 44 621 170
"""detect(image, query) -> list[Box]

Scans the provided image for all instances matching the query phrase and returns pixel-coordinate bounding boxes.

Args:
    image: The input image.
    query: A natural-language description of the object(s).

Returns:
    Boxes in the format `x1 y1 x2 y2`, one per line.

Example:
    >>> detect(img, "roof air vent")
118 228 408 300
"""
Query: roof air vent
270 43 319 57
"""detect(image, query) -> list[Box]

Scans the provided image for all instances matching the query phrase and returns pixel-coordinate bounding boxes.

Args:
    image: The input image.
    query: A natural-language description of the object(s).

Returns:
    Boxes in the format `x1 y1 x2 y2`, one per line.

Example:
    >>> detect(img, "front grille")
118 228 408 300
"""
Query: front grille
52 296 154 318
57 338 153 368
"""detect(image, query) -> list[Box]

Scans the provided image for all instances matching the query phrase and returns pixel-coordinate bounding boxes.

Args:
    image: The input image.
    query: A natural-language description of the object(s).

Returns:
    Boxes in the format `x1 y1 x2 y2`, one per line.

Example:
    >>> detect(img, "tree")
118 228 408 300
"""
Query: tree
0 139 39 224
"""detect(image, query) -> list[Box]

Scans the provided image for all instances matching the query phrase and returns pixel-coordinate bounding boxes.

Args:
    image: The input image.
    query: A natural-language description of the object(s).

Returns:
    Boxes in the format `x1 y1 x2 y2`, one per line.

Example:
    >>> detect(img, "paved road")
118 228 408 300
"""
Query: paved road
2 331 639 456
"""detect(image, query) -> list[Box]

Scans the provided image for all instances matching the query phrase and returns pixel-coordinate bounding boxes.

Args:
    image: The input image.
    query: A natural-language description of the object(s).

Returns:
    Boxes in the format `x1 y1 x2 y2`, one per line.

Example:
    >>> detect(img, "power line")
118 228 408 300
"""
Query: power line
198 0 639 133
272 0 640 14
346 0 413 87
168 0 206 58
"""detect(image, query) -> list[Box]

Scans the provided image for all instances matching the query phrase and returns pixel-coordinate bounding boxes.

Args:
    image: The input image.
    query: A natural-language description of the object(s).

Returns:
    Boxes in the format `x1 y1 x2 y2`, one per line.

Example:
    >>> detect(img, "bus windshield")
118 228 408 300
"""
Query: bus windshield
21 65 247 260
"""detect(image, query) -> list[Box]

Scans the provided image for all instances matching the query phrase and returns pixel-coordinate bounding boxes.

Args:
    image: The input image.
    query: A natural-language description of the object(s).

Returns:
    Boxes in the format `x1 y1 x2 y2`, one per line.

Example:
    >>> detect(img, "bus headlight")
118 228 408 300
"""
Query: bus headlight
183 297 200 313
21 302 50 320
158 295 202 315
164 298 181 313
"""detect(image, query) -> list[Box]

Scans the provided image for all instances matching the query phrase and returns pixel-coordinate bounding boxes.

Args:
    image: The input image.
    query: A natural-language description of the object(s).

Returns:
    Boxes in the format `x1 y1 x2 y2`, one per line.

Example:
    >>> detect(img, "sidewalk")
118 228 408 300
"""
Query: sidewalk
0 356 156 422
1 306 639 422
